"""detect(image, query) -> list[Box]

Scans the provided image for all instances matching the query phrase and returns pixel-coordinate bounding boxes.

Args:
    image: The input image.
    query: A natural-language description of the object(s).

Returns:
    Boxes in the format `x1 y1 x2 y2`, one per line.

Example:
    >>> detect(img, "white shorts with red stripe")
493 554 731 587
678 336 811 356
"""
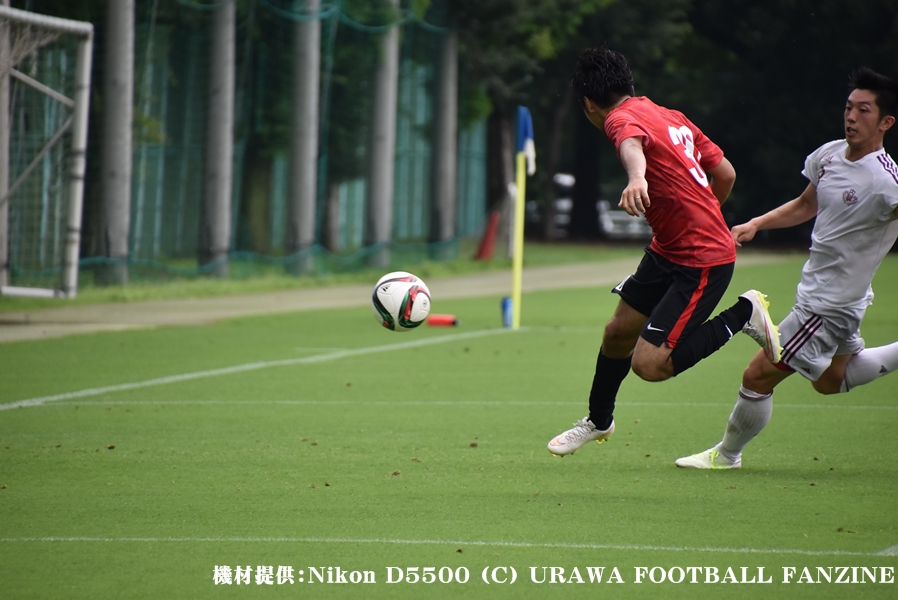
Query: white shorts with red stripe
777 303 866 381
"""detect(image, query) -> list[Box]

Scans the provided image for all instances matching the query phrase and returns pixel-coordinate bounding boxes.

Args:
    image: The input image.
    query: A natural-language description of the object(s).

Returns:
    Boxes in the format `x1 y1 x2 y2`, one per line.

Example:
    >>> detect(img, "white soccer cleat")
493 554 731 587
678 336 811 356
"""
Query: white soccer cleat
547 418 614 456
675 448 742 469
740 290 782 363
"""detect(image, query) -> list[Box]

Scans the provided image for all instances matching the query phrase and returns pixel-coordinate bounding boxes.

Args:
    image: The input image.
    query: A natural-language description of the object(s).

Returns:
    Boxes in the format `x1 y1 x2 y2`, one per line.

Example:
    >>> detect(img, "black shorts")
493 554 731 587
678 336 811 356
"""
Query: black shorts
613 248 734 349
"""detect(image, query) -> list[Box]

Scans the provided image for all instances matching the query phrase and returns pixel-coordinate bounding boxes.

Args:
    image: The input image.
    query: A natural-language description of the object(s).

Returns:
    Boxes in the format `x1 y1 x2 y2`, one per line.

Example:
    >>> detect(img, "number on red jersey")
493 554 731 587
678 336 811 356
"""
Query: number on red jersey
668 125 709 187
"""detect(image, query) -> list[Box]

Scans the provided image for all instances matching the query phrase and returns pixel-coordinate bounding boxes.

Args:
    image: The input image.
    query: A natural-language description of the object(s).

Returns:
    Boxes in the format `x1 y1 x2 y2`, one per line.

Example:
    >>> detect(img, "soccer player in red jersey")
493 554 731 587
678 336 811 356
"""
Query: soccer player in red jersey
548 45 780 456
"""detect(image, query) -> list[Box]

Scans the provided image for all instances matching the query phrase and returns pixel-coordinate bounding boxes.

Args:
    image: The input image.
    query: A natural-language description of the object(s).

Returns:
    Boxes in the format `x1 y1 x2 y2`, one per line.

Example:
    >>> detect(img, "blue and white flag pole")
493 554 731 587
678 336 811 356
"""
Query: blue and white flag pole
511 106 535 330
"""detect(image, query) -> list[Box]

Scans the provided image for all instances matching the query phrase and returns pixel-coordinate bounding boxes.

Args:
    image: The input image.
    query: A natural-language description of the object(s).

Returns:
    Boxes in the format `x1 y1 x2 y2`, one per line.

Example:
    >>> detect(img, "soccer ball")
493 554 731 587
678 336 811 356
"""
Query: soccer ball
371 271 431 332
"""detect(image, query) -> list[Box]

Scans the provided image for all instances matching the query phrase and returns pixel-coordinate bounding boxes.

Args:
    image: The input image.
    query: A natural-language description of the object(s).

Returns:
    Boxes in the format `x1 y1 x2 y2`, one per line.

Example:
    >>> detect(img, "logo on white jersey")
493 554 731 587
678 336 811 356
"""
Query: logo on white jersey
842 188 859 206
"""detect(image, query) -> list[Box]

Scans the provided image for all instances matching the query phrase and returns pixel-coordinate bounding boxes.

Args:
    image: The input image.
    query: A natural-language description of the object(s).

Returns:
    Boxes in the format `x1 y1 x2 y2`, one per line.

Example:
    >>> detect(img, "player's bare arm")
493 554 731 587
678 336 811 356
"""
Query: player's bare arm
706 157 736 205
732 183 819 247
618 137 650 216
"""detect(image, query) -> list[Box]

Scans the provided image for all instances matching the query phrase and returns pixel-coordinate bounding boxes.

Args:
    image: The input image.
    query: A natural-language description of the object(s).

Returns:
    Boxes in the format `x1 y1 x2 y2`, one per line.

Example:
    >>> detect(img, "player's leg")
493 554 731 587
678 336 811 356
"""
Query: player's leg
590 251 669 422
630 336 674 381
589 298 647 424
810 325 898 394
812 354 852 394
666 287 780 376
547 250 664 455
718 351 792 457
838 340 898 392
630 260 766 381
675 349 791 469
628 261 729 381
547 299 646 455
676 305 841 469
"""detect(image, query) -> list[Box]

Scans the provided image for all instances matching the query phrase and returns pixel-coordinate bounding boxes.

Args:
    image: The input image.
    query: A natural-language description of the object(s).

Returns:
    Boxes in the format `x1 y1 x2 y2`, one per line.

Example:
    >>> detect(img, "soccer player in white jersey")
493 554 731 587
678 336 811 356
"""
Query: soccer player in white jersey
676 67 898 469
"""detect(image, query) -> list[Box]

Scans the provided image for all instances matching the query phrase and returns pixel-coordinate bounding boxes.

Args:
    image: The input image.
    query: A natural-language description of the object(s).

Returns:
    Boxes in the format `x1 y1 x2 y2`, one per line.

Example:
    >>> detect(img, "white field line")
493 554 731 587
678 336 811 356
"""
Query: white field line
5 323 897 415
0 328 517 411
34 399 898 411
0 536 894 558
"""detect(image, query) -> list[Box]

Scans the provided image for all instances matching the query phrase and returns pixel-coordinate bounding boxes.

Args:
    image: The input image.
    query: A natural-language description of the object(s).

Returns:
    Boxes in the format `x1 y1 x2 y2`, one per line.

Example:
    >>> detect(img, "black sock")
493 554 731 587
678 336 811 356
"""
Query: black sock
588 349 632 430
670 297 752 375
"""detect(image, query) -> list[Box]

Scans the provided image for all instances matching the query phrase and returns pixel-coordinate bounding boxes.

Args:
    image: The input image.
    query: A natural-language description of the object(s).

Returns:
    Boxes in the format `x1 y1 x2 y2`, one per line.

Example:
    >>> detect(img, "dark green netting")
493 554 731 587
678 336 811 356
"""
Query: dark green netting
7 0 486 289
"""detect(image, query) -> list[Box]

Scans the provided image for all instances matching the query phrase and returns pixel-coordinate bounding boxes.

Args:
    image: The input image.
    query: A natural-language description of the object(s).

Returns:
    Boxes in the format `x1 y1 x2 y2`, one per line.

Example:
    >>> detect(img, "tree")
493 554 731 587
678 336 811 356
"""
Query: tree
448 0 611 249
523 0 693 240
234 0 385 255
681 0 898 241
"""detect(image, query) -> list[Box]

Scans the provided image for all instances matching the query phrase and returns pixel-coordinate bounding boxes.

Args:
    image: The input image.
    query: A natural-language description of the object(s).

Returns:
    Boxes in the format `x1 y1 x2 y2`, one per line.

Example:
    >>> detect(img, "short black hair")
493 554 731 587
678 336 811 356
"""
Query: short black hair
848 67 898 119
571 45 635 109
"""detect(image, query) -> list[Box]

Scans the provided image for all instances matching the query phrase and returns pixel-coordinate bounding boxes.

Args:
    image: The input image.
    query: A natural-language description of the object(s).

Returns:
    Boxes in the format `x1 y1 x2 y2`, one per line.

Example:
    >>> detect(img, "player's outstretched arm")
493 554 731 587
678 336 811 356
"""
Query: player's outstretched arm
618 137 650 216
732 183 819 247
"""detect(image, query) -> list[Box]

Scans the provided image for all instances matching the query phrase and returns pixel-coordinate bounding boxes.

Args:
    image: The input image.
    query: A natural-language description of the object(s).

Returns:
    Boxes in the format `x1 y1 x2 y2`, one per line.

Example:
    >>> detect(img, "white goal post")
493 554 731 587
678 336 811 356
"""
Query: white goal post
0 5 93 298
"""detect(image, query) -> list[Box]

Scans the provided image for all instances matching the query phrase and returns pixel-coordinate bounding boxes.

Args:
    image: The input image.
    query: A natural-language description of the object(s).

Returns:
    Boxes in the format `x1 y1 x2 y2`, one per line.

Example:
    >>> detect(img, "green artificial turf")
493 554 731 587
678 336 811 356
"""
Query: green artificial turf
1 255 896 599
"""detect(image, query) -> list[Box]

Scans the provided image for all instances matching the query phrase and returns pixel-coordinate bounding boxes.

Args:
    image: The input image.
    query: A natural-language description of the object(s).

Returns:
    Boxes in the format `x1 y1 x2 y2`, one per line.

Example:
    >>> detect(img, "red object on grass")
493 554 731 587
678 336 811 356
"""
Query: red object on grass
427 314 459 327
475 211 501 260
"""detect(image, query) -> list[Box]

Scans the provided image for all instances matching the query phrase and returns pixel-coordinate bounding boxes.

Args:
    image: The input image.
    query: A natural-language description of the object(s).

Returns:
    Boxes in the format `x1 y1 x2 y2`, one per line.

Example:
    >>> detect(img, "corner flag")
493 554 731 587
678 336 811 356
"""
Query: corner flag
516 106 536 176
511 107 535 329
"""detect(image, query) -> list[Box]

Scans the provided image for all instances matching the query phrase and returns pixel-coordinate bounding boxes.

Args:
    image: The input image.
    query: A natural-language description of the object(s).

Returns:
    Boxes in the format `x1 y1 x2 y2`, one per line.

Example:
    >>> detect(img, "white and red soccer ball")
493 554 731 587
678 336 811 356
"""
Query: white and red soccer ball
371 271 431 332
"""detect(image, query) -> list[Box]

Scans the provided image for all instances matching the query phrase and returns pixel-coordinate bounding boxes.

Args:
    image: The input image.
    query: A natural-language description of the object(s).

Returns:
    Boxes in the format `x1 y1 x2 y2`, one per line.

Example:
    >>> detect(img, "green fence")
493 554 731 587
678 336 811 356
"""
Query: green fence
6 0 487 288
121 0 487 278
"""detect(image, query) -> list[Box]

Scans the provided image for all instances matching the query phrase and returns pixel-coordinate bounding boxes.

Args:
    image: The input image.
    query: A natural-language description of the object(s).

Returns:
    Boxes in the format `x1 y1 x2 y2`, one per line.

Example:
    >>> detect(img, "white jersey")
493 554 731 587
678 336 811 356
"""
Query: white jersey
798 139 898 313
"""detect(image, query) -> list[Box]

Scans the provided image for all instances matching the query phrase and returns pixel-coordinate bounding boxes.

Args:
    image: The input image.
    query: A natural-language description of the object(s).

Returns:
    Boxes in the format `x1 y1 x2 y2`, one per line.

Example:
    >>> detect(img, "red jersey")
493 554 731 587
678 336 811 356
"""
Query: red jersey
604 97 736 267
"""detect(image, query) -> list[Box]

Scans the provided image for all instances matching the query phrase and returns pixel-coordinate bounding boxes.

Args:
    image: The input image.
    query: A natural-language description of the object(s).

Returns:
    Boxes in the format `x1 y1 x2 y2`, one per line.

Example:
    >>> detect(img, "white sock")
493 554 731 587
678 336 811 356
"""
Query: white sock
841 341 898 392
718 386 773 459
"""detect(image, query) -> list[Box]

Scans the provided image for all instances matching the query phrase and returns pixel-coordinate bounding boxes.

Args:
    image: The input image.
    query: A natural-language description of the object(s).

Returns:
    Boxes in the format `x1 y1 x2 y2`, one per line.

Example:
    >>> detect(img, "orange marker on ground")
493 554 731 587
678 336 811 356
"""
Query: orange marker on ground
427 314 459 327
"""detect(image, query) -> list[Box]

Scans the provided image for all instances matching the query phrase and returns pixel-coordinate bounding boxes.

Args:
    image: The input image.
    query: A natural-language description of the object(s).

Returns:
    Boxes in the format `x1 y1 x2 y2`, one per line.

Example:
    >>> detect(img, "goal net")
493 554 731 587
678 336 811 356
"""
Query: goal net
0 5 92 298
